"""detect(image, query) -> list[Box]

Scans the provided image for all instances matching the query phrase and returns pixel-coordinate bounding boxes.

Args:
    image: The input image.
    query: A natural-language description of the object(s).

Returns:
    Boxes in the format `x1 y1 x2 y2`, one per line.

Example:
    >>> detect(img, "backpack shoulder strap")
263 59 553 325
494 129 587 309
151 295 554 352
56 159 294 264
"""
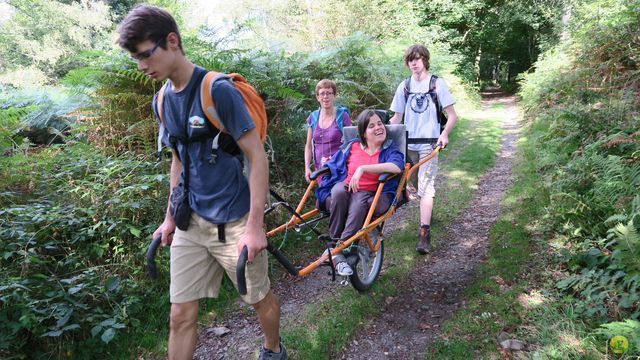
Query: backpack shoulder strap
429 74 438 92
428 75 441 109
335 106 349 132
155 83 169 160
156 82 169 125
403 76 411 102
200 71 229 133
310 108 320 132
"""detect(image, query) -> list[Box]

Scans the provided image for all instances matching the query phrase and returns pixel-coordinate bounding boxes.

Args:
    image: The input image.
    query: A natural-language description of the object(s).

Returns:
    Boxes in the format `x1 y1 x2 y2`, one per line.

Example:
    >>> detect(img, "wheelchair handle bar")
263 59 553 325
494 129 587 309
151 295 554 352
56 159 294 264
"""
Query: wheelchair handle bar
146 236 162 280
237 246 249 295
236 243 299 296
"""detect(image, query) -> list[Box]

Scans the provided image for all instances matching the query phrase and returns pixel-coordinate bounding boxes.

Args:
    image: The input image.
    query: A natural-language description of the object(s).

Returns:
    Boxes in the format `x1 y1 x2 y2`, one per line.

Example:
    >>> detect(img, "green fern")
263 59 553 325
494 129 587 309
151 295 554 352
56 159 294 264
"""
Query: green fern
115 69 156 88
593 319 640 353
0 106 32 128
608 208 640 274
0 106 32 151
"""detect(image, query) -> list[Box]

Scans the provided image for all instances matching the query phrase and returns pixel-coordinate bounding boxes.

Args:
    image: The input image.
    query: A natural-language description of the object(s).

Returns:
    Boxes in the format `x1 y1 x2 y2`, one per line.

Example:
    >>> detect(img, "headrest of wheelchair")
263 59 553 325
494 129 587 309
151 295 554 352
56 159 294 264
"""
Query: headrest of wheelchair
374 109 391 124
342 122 407 158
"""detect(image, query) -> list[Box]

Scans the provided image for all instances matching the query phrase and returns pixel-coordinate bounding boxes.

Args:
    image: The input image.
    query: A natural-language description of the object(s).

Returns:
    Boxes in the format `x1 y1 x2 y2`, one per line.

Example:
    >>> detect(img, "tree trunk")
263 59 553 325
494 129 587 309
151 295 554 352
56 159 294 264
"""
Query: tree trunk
475 44 482 85
561 2 572 42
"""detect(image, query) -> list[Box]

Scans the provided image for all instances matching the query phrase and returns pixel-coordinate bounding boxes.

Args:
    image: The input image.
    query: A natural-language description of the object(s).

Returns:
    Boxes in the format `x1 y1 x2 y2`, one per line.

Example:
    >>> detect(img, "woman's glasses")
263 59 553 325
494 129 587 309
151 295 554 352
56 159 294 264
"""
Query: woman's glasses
317 91 334 97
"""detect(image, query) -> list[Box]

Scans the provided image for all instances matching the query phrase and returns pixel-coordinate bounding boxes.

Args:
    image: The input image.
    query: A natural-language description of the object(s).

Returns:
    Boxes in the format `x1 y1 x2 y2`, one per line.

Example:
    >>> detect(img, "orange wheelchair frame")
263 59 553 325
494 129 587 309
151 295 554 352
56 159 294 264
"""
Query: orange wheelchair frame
146 124 442 294
237 124 441 293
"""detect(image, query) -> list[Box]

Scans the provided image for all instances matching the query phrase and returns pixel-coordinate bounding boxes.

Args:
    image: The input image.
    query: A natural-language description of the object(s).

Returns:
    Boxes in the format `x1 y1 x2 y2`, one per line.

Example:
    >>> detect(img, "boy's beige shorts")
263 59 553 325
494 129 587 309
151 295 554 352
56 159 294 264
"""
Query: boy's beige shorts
170 213 270 305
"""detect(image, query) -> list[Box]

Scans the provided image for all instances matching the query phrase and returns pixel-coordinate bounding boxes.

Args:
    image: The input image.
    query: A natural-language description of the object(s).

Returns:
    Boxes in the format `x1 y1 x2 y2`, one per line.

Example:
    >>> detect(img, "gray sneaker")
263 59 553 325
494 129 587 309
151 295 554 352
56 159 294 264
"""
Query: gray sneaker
258 341 288 360
332 253 353 276
321 248 354 276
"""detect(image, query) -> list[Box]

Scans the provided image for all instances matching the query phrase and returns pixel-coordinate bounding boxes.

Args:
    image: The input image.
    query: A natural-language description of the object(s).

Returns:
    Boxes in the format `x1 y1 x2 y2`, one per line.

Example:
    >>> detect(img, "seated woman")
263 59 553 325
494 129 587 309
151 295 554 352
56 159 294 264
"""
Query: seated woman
315 109 404 275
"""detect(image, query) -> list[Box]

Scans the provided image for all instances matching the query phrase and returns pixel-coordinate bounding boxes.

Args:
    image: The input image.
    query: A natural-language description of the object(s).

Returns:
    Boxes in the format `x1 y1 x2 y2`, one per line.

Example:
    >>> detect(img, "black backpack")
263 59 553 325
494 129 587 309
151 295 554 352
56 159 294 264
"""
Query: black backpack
403 75 447 132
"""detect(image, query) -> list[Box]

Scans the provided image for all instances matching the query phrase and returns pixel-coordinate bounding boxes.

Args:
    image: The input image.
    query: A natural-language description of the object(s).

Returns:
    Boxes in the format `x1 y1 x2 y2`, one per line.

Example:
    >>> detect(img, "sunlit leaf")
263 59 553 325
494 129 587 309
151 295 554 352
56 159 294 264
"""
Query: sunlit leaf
101 328 115 343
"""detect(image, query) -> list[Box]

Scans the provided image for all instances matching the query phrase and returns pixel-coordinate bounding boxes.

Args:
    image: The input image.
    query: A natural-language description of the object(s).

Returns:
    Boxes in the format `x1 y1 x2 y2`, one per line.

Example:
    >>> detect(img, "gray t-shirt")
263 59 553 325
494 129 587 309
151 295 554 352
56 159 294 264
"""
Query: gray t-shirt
389 75 455 151
154 66 254 224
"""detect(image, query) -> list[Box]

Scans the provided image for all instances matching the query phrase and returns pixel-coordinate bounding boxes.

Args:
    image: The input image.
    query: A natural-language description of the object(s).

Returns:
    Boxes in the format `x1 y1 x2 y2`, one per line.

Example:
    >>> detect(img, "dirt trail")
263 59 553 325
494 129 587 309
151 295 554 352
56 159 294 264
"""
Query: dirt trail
338 90 520 359
192 90 521 360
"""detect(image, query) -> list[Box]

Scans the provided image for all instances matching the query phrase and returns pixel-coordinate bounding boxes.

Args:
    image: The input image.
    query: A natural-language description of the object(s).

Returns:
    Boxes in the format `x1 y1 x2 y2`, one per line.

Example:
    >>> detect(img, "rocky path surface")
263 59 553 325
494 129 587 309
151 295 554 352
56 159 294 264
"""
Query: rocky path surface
192 90 521 360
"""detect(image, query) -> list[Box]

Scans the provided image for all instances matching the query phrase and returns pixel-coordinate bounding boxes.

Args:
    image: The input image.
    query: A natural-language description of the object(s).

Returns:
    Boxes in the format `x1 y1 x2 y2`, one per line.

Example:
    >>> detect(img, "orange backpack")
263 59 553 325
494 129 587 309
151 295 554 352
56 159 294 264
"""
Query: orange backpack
155 71 267 158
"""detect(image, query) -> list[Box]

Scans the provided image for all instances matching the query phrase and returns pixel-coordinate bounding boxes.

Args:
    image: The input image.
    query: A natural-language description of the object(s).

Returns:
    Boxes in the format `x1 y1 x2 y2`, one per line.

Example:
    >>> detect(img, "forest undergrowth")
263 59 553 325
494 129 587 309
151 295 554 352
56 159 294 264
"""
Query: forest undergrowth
1 0 638 358
513 0 640 356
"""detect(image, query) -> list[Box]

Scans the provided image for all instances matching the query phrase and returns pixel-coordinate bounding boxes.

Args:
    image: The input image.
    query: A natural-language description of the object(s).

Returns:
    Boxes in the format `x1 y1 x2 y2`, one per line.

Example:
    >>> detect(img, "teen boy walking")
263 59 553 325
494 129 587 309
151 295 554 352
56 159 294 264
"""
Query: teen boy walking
117 5 286 359
389 44 459 255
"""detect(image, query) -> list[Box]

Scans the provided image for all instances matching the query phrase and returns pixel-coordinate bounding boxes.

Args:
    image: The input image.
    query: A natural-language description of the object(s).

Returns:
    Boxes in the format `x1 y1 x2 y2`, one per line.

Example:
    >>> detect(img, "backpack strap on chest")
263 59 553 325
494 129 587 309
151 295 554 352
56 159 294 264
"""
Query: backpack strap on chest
335 106 350 132
155 70 264 163
311 106 349 133
403 76 411 102
154 74 221 162
428 75 443 114
428 75 439 101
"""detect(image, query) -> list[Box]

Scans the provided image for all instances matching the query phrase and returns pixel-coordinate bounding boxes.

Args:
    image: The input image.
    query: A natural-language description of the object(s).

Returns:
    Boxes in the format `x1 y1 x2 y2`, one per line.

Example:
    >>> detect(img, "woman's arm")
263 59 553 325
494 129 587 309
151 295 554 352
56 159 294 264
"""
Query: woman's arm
359 162 402 174
347 162 402 192
304 127 313 182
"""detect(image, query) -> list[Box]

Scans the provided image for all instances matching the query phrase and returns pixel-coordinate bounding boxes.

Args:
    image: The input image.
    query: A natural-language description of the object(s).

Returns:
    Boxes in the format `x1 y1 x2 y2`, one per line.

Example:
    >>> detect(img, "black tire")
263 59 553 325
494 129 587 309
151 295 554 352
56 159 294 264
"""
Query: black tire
349 231 384 292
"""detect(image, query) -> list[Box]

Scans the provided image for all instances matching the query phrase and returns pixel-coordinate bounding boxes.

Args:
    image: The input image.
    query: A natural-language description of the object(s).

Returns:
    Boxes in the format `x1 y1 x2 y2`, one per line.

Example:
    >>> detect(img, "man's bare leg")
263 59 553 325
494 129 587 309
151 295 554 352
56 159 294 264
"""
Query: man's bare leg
169 300 199 360
420 195 434 226
252 290 281 352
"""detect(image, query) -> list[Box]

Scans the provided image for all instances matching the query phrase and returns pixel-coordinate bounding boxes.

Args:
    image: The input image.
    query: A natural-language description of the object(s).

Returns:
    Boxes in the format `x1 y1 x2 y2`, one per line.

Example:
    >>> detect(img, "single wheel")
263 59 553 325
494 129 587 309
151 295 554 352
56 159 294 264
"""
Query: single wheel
349 230 384 292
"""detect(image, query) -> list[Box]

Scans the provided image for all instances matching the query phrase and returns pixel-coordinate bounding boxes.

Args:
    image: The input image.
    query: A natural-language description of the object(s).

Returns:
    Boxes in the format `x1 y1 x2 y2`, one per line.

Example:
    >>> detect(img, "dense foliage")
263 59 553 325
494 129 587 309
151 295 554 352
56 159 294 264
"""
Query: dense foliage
1 5 477 355
419 0 568 86
519 0 639 350
0 0 113 84
0 144 168 358
6 0 635 357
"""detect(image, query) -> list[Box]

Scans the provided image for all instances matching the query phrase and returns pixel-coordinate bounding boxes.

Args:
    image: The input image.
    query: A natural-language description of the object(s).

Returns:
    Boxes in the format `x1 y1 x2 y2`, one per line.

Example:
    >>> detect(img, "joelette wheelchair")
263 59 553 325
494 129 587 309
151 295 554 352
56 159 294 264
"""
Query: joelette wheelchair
147 117 441 293
236 121 441 293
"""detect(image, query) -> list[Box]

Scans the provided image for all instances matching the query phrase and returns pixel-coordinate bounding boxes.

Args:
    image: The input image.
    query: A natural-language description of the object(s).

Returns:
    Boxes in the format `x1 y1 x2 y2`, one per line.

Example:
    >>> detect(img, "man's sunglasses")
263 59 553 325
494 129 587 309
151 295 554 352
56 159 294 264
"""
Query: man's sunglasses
132 38 166 61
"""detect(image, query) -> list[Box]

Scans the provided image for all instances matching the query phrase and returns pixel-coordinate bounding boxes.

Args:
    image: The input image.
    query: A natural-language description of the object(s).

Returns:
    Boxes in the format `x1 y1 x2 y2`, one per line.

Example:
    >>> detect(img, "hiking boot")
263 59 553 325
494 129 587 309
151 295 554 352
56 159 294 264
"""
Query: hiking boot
416 225 431 255
258 340 288 360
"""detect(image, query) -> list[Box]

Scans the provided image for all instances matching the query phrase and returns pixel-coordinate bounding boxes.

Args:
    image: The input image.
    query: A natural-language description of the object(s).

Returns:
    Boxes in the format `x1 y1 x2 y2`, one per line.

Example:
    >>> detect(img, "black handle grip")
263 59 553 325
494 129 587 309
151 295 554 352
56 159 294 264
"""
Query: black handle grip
378 172 400 183
309 167 330 180
146 236 162 280
236 246 248 295
267 243 299 276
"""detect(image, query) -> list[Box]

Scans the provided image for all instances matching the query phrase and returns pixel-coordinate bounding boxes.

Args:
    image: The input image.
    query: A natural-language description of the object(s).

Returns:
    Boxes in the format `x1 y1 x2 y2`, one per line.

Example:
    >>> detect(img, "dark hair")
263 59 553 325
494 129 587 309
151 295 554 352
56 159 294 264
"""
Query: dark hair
403 44 430 71
116 5 182 53
356 109 384 148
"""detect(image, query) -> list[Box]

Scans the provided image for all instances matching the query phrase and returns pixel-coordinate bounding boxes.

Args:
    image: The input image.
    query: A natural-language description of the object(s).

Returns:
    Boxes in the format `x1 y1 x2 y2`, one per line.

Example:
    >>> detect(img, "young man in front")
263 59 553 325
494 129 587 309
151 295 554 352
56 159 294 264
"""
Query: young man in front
117 5 286 360
389 44 459 255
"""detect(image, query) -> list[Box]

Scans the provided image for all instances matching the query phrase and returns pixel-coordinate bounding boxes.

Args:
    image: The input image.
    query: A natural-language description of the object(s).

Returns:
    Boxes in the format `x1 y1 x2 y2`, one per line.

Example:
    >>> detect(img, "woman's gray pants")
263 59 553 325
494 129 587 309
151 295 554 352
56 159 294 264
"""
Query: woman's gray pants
325 182 391 241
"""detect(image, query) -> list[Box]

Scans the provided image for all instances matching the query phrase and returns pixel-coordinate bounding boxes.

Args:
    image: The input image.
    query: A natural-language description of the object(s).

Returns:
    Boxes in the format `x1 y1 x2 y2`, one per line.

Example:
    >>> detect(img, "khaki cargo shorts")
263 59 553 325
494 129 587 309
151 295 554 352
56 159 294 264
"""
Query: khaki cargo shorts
169 212 270 305
408 146 439 198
